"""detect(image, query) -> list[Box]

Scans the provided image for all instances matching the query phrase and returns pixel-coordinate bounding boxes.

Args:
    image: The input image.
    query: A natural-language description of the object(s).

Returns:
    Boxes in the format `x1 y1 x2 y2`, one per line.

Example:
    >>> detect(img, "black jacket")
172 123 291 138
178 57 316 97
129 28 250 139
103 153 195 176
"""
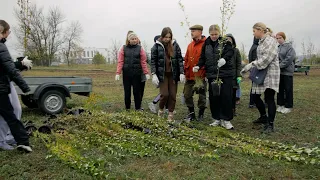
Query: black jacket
197 36 234 79
151 40 184 82
226 34 242 79
248 37 259 63
0 38 30 94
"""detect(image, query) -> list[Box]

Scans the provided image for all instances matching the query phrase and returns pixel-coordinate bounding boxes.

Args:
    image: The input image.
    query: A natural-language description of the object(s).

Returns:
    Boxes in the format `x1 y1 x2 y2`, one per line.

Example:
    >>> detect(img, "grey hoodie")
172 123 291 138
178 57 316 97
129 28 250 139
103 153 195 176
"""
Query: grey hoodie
278 42 296 76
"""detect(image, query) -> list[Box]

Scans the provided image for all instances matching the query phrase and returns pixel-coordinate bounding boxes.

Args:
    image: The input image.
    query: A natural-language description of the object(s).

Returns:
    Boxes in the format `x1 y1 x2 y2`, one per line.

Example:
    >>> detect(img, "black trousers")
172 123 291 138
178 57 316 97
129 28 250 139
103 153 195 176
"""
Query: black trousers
140 81 146 105
277 75 293 108
249 86 255 106
253 88 276 124
0 93 29 146
208 77 233 121
232 88 237 109
250 82 267 106
123 74 142 110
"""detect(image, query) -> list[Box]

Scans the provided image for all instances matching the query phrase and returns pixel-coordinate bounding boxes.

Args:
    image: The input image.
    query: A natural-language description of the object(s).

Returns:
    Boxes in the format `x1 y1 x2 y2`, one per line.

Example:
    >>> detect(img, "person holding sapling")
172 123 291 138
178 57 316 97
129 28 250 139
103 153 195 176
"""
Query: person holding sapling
115 31 150 110
151 27 185 122
226 33 242 116
275 32 296 114
193 24 234 130
183 25 207 121
241 22 280 133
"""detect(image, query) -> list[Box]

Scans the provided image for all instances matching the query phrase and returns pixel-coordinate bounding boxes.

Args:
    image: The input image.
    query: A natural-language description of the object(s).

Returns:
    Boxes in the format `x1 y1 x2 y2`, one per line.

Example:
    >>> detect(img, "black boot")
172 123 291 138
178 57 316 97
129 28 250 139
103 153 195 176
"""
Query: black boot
185 107 196 121
252 115 268 124
198 108 205 121
262 122 274 134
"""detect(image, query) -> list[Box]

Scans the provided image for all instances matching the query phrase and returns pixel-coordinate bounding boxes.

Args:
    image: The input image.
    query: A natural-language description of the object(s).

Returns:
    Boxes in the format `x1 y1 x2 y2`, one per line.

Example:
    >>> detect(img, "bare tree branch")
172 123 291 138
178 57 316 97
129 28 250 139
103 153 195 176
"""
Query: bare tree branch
109 39 121 64
62 21 83 66
13 4 66 66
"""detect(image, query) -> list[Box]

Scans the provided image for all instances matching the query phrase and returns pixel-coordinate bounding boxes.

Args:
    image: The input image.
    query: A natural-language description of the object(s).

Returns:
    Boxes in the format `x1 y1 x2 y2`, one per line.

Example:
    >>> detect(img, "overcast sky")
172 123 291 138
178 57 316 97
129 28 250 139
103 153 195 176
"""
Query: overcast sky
3 0 320 57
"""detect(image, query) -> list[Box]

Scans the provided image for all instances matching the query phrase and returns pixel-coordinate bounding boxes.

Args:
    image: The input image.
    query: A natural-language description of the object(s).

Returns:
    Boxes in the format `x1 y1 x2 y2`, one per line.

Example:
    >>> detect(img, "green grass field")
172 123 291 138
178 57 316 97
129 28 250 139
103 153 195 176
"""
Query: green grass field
0 65 320 179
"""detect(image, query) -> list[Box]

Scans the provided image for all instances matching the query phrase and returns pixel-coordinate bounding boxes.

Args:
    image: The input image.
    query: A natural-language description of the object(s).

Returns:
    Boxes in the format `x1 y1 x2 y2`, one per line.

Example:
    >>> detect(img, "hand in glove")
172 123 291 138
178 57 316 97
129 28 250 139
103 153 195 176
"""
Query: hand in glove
115 74 120 81
145 74 150 80
217 58 226 68
240 63 253 76
180 74 186 83
237 77 242 84
152 74 159 86
192 66 199 72
22 56 33 70
23 91 31 96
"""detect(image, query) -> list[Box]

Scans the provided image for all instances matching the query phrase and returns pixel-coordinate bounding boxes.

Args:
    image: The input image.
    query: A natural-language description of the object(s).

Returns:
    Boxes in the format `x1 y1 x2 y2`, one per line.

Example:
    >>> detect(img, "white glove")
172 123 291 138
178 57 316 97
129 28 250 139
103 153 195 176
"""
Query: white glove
145 74 150 80
180 74 186 83
23 91 31 96
152 74 159 86
22 56 33 70
240 63 253 76
115 74 120 81
217 58 226 68
193 66 199 72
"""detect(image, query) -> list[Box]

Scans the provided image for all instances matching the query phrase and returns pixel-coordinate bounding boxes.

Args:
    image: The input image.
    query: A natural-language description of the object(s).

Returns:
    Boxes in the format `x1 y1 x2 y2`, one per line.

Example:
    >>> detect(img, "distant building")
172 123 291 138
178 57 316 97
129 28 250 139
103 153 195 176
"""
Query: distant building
62 47 114 64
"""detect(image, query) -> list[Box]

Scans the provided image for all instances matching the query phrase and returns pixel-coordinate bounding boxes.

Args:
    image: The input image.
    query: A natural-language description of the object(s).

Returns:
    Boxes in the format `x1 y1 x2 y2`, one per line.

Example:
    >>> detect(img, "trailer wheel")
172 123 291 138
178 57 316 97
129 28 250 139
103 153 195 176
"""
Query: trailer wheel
21 95 38 108
38 90 66 114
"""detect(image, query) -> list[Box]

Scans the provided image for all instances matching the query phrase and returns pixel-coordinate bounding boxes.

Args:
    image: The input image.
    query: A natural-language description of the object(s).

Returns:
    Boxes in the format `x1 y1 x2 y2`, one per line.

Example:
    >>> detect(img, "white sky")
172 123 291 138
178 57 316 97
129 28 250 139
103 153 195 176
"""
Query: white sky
2 0 320 57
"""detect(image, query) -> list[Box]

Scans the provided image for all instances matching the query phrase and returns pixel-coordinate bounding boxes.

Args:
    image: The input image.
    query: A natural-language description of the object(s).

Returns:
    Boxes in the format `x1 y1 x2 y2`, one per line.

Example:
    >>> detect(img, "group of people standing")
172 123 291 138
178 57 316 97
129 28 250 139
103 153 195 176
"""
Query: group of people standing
0 19 296 152
116 22 296 134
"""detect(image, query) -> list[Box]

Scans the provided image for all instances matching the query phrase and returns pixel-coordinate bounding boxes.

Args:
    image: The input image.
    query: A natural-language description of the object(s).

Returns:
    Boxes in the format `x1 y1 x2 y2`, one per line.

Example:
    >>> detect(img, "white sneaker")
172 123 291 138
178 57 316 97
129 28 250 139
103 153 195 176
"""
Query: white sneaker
223 121 234 130
277 106 284 113
148 102 157 114
17 145 32 153
209 119 221 127
281 108 292 114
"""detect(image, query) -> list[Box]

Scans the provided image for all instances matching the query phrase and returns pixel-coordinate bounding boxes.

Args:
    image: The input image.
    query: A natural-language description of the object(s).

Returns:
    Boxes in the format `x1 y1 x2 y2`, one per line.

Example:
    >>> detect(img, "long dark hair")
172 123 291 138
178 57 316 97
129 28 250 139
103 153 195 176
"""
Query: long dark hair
160 27 174 57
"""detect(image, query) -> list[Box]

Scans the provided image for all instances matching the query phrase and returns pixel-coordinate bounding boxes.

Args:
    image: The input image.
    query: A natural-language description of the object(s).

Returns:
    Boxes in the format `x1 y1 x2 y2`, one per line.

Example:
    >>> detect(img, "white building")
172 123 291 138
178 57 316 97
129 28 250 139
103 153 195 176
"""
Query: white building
65 47 114 64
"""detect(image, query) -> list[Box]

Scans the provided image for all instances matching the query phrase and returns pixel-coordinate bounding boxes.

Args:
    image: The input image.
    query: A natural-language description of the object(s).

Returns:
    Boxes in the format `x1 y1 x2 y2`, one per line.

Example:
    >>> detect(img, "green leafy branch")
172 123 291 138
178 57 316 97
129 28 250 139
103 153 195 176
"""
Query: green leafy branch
178 0 192 42
215 0 236 85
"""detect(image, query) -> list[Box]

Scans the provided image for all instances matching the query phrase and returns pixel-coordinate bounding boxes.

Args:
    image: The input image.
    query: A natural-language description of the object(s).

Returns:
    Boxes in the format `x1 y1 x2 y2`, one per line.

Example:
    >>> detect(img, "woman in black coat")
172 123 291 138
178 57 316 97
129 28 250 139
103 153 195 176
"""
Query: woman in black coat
151 27 185 122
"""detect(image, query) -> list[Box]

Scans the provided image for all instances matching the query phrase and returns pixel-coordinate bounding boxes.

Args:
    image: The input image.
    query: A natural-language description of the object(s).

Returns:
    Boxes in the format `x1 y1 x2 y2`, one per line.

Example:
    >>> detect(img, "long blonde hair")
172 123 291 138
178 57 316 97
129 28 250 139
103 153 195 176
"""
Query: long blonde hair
125 30 134 46
253 22 273 36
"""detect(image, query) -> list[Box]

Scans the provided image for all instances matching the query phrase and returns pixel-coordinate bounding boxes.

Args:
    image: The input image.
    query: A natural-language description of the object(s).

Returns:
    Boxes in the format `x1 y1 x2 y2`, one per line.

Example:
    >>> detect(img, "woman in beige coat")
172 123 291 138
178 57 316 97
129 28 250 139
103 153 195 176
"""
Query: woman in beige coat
241 22 280 133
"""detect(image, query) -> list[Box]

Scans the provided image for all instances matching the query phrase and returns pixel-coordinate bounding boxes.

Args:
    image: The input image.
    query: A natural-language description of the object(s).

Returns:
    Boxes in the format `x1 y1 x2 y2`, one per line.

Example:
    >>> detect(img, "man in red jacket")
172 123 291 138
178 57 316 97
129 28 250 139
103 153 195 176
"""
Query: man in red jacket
183 25 207 121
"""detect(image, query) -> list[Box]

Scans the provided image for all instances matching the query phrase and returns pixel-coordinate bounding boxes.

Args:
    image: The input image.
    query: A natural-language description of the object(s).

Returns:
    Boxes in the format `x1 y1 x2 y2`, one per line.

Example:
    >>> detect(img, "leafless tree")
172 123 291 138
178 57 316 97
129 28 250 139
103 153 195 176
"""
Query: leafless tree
14 4 65 66
239 42 246 62
142 40 149 52
307 39 315 61
62 21 83 66
287 37 296 50
109 39 121 64
46 7 65 66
